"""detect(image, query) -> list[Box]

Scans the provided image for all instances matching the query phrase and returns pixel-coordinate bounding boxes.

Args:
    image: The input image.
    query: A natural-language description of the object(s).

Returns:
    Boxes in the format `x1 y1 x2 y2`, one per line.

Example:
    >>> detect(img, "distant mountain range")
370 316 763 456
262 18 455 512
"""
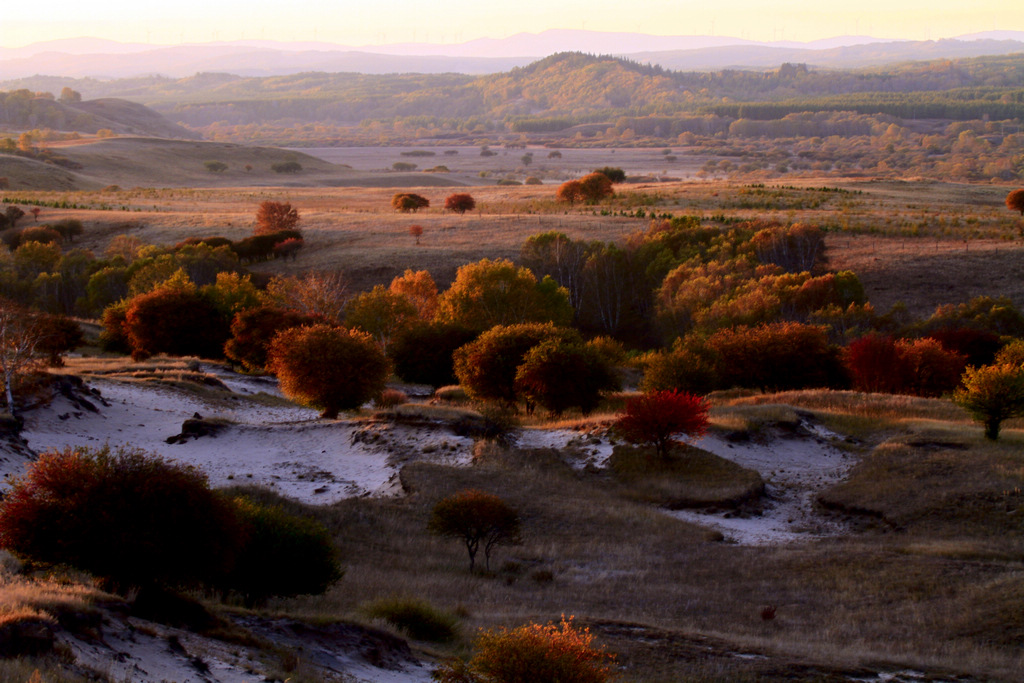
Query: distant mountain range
2 30 1024 79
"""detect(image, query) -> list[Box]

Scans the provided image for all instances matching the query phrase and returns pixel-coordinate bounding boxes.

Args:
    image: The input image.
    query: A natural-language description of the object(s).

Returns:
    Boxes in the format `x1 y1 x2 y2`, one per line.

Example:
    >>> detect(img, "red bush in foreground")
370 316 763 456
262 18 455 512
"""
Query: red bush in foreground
614 389 710 458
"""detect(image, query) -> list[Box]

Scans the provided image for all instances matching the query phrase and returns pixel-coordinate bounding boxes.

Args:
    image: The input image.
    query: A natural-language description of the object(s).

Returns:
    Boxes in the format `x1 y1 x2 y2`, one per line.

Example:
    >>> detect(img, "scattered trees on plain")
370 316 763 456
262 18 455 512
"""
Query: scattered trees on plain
428 489 521 572
614 389 710 458
268 324 389 418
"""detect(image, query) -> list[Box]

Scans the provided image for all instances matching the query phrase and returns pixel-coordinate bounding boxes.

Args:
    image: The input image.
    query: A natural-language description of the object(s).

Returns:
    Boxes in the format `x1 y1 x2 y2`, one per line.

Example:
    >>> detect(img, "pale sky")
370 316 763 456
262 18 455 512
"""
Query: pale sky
2 0 1021 48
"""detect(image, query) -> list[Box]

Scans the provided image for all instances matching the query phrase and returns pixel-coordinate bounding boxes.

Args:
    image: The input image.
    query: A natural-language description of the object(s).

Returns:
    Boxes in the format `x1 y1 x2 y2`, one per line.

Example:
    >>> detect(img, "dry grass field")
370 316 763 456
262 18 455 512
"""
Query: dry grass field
8 165 1022 308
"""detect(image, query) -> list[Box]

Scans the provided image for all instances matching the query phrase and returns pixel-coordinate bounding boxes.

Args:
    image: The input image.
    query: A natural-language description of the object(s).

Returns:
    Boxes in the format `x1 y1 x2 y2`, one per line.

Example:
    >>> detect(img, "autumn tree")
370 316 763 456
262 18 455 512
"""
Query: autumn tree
954 363 1024 440
614 389 710 459
224 306 323 372
408 224 424 245
578 172 614 202
344 285 418 350
392 193 430 212
122 282 231 360
389 269 439 320
453 323 580 406
428 489 520 572
444 193 476 214
434 616 616 683
1006 189 1024 216
255 201 300 236
267 324 389 418
436 258 572 332
205 160 228 173
389 322 477 388
556 180 585 205
514 338 619 416
708 321 843 392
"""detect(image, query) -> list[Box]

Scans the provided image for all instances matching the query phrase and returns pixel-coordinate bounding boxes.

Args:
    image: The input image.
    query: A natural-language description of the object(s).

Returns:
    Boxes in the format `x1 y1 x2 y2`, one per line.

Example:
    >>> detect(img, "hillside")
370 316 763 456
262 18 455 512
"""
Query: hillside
0 137 471 190
0 90 197 138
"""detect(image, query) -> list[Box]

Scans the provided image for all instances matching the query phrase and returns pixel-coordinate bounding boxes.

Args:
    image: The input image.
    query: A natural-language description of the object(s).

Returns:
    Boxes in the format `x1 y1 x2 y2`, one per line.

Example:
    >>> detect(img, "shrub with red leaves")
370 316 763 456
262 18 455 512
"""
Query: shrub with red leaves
614 389 710 458
444 193 476 214
0 446 240 592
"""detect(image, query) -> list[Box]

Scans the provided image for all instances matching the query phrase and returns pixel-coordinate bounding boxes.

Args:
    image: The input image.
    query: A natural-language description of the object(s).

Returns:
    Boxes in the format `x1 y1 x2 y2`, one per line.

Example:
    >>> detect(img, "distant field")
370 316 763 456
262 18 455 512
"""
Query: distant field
5 170 1022 314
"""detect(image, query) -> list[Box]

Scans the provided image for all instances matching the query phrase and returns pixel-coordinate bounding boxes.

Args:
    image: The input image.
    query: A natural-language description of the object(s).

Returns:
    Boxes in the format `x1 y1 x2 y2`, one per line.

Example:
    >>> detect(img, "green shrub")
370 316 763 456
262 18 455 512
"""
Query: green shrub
224 498 341 607
361 597 459 642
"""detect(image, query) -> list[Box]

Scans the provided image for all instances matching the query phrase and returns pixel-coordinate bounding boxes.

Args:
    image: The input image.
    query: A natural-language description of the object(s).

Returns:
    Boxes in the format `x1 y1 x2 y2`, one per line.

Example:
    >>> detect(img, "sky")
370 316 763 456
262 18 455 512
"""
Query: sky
2 0 1021 48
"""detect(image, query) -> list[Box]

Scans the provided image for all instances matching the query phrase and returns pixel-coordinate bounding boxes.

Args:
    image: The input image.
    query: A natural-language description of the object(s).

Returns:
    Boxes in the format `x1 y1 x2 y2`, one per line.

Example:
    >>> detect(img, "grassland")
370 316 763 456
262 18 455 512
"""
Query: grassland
7 168 1021 315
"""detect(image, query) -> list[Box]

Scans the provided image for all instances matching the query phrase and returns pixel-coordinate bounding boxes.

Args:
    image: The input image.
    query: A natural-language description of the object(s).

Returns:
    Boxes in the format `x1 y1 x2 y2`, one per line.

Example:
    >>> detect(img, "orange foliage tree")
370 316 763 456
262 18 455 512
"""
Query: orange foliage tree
614 389 710 458
267 324 389 418
707 321 843 392
1006 189 1024 216
389 269 438 320
408 224 424 245
392 193 430 212
255 201 300 236
577 172 614 202
444 193 476 214
428 489 520 572
555 180 584 205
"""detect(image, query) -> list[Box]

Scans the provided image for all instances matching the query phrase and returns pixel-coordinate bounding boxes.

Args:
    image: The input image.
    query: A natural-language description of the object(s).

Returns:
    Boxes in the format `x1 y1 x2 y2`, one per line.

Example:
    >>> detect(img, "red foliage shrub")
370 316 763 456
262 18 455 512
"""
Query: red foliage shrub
844 334 907 394
267 324 390 418
444 193 476 214
708 321 843 392
614 389 710 458
123 287 230 360
224 305 323 372
844 334 966 397
555 180 584 204
376 388 408 409
0 446 240 591
926 326 1002 368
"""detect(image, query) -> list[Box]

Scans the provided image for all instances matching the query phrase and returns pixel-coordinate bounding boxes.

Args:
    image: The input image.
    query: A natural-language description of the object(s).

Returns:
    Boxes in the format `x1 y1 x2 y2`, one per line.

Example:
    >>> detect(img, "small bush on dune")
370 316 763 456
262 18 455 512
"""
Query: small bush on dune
361 596 459 642
435 616 615 683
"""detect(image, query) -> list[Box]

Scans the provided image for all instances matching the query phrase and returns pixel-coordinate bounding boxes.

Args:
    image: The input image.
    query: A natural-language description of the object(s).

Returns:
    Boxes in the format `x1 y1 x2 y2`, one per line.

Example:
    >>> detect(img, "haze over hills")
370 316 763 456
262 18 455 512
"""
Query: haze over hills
2 30 1024 78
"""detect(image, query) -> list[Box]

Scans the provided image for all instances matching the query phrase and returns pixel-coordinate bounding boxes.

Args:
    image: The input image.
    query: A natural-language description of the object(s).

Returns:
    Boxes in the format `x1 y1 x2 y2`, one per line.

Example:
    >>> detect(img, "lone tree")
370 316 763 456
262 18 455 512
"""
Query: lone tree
409 224 424 245
392 193 430 212
267 324 389 418
444 193 476 214
615 389 710 458
428 489 520 572
953 363 1024 440
255 201 300 235
204 160 228 173
593 166 626 183
1007 189 1024 216
578 172 614 202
